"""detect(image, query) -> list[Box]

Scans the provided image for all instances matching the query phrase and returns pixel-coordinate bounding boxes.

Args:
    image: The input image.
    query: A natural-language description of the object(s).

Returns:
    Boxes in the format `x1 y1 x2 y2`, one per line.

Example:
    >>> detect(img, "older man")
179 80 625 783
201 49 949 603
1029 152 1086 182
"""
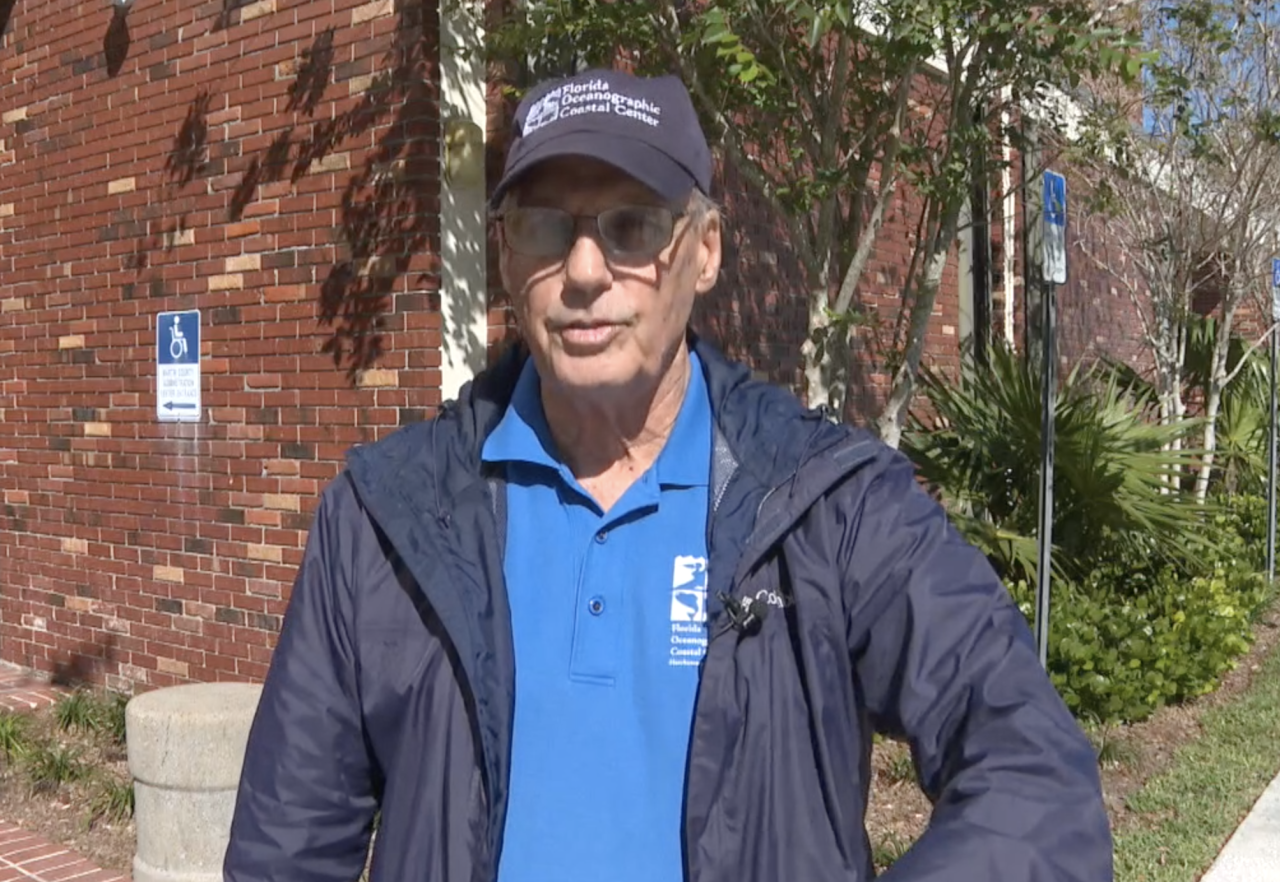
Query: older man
223 68 1112 882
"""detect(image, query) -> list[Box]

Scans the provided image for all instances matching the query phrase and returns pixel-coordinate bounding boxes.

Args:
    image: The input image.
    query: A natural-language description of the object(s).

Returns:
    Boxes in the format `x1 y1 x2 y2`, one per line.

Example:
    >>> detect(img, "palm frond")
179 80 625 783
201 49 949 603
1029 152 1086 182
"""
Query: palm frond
904 341 1216 581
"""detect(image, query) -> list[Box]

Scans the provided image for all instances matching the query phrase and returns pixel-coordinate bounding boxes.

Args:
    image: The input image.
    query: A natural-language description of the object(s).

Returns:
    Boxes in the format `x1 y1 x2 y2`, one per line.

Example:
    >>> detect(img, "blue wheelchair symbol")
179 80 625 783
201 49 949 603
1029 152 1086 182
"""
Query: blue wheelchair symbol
169 315 188 360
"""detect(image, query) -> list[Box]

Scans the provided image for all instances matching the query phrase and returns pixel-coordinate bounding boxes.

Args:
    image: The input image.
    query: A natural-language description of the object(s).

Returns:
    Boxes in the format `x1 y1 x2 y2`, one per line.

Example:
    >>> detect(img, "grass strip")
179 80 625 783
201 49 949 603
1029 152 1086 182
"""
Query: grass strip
1113 635 1280 881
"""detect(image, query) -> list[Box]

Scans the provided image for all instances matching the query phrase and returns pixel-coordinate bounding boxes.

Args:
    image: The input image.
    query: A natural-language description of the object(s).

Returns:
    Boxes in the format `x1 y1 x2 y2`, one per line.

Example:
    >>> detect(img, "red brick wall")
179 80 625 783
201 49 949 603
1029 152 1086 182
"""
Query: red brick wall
0 0 443 690
1055 164 1150 372
691 159 811 393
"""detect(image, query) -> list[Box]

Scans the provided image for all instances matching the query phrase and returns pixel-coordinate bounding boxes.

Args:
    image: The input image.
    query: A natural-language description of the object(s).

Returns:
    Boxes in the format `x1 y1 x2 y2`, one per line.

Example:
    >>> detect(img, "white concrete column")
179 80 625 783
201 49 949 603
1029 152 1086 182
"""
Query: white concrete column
439 0 490 401
1001 95 1018 346
127 683 263 882
957 195 975 355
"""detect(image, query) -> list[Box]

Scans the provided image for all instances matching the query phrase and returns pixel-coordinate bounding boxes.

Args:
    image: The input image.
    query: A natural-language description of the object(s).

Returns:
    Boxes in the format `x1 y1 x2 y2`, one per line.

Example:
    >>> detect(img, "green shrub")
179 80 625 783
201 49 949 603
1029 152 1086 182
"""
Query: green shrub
89 775 135 824
0 712 30 762
872 833 912 873
23 743 88 794
99 691 129 746
1082 504 1260 599
53 689 130 746
906 340 1276 725
54 691 99 734
1213 494 1269 576
1011 564 1270 724
904 341 1209 581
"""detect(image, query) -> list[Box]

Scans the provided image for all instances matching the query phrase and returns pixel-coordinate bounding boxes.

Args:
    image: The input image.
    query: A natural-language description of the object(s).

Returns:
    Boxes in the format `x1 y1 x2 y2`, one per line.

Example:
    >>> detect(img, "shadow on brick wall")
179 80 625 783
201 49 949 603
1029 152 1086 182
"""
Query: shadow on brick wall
166 90 211 188
212 0 247 32
319 4 439 382
204 0 441 382
0 0 16 41
103 5 131 77
690 164 885 422
118 87 208 276
693 162 810 397
50 634 118 689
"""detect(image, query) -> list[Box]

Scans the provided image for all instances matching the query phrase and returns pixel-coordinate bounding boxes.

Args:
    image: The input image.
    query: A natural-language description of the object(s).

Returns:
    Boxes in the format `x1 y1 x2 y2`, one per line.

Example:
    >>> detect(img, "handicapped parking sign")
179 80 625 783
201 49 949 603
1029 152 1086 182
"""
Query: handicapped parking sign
156 310 201 422
164 314 192 362
1042 171 1068 285
1272 258 1280 321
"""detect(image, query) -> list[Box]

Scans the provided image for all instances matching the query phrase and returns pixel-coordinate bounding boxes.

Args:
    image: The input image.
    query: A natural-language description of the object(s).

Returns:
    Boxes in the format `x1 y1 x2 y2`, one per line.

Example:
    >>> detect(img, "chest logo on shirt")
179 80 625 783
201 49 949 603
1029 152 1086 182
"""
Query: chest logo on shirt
669 555 709 667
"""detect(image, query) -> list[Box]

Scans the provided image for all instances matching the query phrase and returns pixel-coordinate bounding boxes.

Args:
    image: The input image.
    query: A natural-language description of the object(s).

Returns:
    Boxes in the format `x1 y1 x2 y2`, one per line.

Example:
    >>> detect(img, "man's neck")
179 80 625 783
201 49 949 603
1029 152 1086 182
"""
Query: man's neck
540 345 692 512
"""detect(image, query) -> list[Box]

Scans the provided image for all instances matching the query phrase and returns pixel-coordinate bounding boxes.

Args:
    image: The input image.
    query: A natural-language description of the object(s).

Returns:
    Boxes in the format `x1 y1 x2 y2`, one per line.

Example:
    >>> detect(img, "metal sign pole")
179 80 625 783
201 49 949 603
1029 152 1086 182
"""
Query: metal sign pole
1035 280 1056 668
1035 170 1067 669
1268 326 1277 584
1268 258 1280 583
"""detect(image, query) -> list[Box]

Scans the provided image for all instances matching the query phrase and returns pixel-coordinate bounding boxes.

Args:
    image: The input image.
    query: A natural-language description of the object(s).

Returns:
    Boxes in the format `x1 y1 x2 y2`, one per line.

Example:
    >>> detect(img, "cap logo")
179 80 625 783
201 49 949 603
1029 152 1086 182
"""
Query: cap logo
523 77 663 136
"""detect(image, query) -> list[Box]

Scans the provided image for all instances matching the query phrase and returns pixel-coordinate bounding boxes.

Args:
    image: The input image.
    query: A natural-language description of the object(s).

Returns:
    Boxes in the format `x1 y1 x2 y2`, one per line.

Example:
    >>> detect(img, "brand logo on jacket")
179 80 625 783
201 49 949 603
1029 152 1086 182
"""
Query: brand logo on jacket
753 588 790 609
670 555 709 667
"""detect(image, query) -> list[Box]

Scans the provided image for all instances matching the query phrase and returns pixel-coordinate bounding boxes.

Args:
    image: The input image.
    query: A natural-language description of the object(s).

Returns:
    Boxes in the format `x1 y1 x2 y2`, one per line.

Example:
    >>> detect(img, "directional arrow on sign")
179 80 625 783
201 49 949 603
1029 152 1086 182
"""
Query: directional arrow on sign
163 401 197 411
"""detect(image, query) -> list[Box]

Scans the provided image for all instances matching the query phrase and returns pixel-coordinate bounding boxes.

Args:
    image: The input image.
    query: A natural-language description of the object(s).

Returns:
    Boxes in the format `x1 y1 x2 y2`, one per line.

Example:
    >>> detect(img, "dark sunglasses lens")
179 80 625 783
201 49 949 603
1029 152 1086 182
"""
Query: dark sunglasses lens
504 208 574 256
599 207 674 256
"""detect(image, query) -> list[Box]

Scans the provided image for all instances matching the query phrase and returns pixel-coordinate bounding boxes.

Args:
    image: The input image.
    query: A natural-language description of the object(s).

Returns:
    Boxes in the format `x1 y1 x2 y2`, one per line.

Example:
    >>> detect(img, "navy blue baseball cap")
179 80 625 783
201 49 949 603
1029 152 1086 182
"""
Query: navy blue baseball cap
490 68 713 209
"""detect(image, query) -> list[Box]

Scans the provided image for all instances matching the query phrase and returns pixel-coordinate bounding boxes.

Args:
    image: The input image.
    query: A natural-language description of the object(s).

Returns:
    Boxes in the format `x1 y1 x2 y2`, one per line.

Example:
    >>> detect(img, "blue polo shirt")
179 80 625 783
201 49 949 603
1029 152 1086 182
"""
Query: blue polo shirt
483 352 712 882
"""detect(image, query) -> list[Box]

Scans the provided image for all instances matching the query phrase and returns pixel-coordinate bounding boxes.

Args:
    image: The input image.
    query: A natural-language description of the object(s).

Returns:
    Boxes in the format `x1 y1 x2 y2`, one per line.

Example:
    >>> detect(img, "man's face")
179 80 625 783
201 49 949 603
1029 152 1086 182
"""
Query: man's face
497 157 722 401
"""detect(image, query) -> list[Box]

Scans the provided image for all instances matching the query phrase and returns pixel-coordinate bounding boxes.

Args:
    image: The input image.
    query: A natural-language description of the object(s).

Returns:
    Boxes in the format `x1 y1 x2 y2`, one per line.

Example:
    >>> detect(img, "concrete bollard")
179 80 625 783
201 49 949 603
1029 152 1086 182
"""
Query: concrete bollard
127 682 263 882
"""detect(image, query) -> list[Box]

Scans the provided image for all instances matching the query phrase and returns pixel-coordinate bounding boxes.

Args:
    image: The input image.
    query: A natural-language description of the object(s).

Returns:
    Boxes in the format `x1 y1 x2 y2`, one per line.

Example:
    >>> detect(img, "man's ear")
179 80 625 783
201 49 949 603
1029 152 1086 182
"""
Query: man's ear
694 211 722 295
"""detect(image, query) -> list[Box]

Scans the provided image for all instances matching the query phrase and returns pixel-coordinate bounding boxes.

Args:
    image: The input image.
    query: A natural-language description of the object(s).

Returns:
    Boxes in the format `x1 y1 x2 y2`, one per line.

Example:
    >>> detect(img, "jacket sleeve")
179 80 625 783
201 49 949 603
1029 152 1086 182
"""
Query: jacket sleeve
224 476 379 882
840 451 1112 882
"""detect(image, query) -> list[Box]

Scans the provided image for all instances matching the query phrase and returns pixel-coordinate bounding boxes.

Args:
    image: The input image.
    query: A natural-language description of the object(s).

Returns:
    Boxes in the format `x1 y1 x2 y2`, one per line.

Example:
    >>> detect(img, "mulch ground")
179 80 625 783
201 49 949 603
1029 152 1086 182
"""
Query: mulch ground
0 699 134 874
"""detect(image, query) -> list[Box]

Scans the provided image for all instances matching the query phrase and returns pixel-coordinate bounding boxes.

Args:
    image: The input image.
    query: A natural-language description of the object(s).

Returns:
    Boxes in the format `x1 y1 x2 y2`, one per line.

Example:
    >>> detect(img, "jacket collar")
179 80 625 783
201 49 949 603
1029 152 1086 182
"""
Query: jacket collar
348 331 852 519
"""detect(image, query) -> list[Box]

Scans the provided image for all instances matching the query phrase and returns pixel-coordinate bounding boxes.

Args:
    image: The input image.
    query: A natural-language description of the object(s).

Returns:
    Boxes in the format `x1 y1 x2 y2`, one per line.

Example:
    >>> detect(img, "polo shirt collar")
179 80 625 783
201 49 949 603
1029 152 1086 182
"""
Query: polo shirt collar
481 356 561 471
655 350 710 488
481 351 712 490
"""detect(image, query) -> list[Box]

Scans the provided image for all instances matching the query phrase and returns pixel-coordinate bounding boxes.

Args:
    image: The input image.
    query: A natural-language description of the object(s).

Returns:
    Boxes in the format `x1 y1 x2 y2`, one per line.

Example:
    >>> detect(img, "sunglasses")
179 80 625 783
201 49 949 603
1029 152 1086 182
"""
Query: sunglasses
496 205 684 261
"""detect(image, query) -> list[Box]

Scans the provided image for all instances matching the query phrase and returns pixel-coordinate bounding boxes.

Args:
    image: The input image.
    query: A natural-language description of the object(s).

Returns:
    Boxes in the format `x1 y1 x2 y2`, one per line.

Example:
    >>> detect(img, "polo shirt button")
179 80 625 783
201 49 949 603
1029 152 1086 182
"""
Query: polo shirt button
595 529 608 544
588 596 605 615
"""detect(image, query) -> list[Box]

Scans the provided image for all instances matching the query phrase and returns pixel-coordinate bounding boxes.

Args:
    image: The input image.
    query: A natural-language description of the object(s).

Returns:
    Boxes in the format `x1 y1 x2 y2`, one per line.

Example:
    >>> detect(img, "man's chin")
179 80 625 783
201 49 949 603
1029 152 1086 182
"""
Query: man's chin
541 350 647 396
546 364 632 395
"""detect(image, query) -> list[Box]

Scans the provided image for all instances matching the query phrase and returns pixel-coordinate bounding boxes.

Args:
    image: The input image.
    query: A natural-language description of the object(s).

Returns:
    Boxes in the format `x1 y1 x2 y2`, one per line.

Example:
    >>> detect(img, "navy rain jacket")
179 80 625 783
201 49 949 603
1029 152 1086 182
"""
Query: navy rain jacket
224 336 1112 882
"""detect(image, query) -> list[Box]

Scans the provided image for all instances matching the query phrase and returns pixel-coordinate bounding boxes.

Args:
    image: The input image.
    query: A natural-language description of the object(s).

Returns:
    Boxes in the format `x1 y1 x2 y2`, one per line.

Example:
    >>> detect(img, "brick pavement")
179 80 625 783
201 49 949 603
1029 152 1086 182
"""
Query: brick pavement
0 823 127 882
0 665 63 714
0 665 128 882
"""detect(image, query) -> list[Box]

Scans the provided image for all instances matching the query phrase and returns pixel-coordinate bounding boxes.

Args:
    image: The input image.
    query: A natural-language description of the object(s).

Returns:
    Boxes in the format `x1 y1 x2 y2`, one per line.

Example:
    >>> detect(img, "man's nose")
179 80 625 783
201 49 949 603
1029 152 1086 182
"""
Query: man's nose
562 226 612 294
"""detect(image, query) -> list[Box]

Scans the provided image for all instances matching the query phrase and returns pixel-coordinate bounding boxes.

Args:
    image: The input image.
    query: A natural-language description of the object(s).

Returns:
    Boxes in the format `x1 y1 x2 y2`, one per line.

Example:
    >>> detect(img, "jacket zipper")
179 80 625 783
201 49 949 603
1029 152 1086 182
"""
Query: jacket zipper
682 434 878 879
708 437 876 638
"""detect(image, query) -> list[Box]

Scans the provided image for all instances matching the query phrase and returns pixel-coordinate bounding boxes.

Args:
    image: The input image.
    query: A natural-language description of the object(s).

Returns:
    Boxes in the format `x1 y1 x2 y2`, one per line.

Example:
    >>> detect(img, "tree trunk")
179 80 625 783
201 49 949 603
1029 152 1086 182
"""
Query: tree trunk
1158 367 1185 492
1194 296 1240 502
1195 380 1223 502
802 294 833 412
802 270 842 415
1147 298 1187 490
876 207 961 448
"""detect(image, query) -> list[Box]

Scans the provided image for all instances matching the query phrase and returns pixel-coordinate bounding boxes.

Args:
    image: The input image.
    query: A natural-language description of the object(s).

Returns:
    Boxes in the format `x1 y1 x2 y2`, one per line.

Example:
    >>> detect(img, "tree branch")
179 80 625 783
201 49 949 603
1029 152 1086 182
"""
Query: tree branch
651 3 820 274
741 0 823 160
814 29 854 261
832 63 916 317
1223 325 1276 387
